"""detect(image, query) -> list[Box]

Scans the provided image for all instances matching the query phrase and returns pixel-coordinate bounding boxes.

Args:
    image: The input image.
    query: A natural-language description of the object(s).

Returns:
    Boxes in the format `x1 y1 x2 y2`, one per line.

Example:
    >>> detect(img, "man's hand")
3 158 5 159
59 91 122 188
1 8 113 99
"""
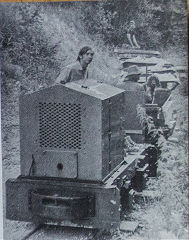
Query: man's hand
81 85 89 89
60 80 67 85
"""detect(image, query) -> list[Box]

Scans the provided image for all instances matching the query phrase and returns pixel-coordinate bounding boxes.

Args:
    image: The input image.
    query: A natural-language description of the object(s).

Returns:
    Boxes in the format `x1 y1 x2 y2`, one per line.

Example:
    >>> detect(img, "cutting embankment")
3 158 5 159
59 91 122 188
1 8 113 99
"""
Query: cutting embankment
1 3 188 240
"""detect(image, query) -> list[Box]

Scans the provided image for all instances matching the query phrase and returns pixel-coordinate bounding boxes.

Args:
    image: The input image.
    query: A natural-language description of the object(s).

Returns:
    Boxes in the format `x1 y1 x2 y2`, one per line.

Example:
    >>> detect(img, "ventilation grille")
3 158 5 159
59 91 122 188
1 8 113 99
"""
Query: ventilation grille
39 102 81 149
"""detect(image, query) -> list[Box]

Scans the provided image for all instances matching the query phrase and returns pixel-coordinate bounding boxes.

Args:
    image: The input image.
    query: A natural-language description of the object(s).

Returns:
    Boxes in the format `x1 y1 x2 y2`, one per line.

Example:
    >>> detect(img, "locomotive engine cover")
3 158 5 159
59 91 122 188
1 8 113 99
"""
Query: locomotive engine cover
20 79 125 181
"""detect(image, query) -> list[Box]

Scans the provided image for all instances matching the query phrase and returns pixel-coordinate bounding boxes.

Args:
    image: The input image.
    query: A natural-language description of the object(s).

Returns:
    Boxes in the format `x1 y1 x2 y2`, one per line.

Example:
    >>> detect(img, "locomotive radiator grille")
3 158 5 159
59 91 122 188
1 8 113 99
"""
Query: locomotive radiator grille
39 102 81 149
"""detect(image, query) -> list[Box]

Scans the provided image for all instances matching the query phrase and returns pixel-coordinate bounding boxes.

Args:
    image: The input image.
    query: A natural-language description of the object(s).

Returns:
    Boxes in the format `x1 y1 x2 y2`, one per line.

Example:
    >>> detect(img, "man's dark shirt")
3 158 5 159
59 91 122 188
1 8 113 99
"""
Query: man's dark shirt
117 80 144 92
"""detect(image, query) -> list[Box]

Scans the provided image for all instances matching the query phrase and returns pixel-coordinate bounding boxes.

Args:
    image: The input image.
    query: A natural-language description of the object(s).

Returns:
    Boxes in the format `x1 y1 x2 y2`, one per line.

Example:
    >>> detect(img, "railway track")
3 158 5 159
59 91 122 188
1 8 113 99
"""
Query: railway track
17 136 183 240
5 48 184 240
20 225 43 240
20 225 107 240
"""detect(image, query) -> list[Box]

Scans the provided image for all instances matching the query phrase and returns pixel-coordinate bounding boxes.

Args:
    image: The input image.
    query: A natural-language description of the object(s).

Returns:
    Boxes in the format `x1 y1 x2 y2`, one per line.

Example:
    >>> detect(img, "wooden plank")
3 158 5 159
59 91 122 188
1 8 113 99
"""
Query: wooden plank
125 130 143 134
114 49 160 56
120 221 139 232
26 226 96 240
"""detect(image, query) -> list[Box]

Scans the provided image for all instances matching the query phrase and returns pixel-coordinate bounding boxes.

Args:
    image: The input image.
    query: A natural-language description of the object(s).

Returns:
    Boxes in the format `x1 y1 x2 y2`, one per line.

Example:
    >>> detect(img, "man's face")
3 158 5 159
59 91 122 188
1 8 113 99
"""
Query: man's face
130 21 136 29
81 50 94 64
151 79 157 88
131 74 140 82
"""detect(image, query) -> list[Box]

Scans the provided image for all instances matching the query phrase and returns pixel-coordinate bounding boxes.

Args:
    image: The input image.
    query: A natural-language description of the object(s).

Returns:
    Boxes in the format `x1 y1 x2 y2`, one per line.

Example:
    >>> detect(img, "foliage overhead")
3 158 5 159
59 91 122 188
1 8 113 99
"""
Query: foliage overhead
69 0 187 49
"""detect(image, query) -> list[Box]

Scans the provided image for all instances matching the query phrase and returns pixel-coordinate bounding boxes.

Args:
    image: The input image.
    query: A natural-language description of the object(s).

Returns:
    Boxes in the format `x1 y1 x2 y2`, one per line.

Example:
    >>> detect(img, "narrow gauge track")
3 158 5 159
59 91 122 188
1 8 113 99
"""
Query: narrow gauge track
20 225 107 240
20 225 43 240
7 49 180 240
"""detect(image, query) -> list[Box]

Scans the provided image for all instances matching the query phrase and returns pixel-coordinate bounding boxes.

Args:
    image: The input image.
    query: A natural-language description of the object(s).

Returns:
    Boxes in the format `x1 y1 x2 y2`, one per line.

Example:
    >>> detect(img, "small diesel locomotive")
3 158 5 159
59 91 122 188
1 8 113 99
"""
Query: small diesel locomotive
6 80 155 230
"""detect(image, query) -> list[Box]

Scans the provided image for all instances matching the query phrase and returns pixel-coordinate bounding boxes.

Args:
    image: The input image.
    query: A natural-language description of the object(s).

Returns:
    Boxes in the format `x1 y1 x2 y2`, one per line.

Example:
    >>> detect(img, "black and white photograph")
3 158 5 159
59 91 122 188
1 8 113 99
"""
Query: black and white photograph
0 1 188 239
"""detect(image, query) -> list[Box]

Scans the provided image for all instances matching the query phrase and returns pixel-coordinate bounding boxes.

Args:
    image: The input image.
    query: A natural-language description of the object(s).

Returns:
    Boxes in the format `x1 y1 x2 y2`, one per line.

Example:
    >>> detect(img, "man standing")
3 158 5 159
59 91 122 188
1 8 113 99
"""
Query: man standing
56 46 94 84
116 65 144 144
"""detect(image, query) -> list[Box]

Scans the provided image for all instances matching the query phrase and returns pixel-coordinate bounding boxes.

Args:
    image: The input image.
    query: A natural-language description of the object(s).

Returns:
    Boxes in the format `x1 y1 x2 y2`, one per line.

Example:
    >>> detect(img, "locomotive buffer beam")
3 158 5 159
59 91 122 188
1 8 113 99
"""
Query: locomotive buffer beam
6 177 120 231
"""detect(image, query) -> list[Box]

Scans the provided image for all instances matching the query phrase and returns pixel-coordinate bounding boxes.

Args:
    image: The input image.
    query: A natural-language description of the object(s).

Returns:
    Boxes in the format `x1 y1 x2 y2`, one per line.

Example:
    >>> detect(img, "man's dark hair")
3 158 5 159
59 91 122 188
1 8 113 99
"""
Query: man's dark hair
147 75 160 87
77 46 92 61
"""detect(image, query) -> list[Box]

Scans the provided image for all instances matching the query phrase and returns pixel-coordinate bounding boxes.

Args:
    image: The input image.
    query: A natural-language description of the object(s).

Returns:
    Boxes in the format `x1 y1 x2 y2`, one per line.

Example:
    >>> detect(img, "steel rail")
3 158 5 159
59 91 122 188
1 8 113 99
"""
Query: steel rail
20 225 43 240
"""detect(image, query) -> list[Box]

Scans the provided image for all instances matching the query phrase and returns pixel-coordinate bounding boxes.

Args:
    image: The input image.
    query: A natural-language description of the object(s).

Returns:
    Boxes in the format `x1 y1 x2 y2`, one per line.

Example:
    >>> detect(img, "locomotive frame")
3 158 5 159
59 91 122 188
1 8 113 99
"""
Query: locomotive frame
6 80 157 231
